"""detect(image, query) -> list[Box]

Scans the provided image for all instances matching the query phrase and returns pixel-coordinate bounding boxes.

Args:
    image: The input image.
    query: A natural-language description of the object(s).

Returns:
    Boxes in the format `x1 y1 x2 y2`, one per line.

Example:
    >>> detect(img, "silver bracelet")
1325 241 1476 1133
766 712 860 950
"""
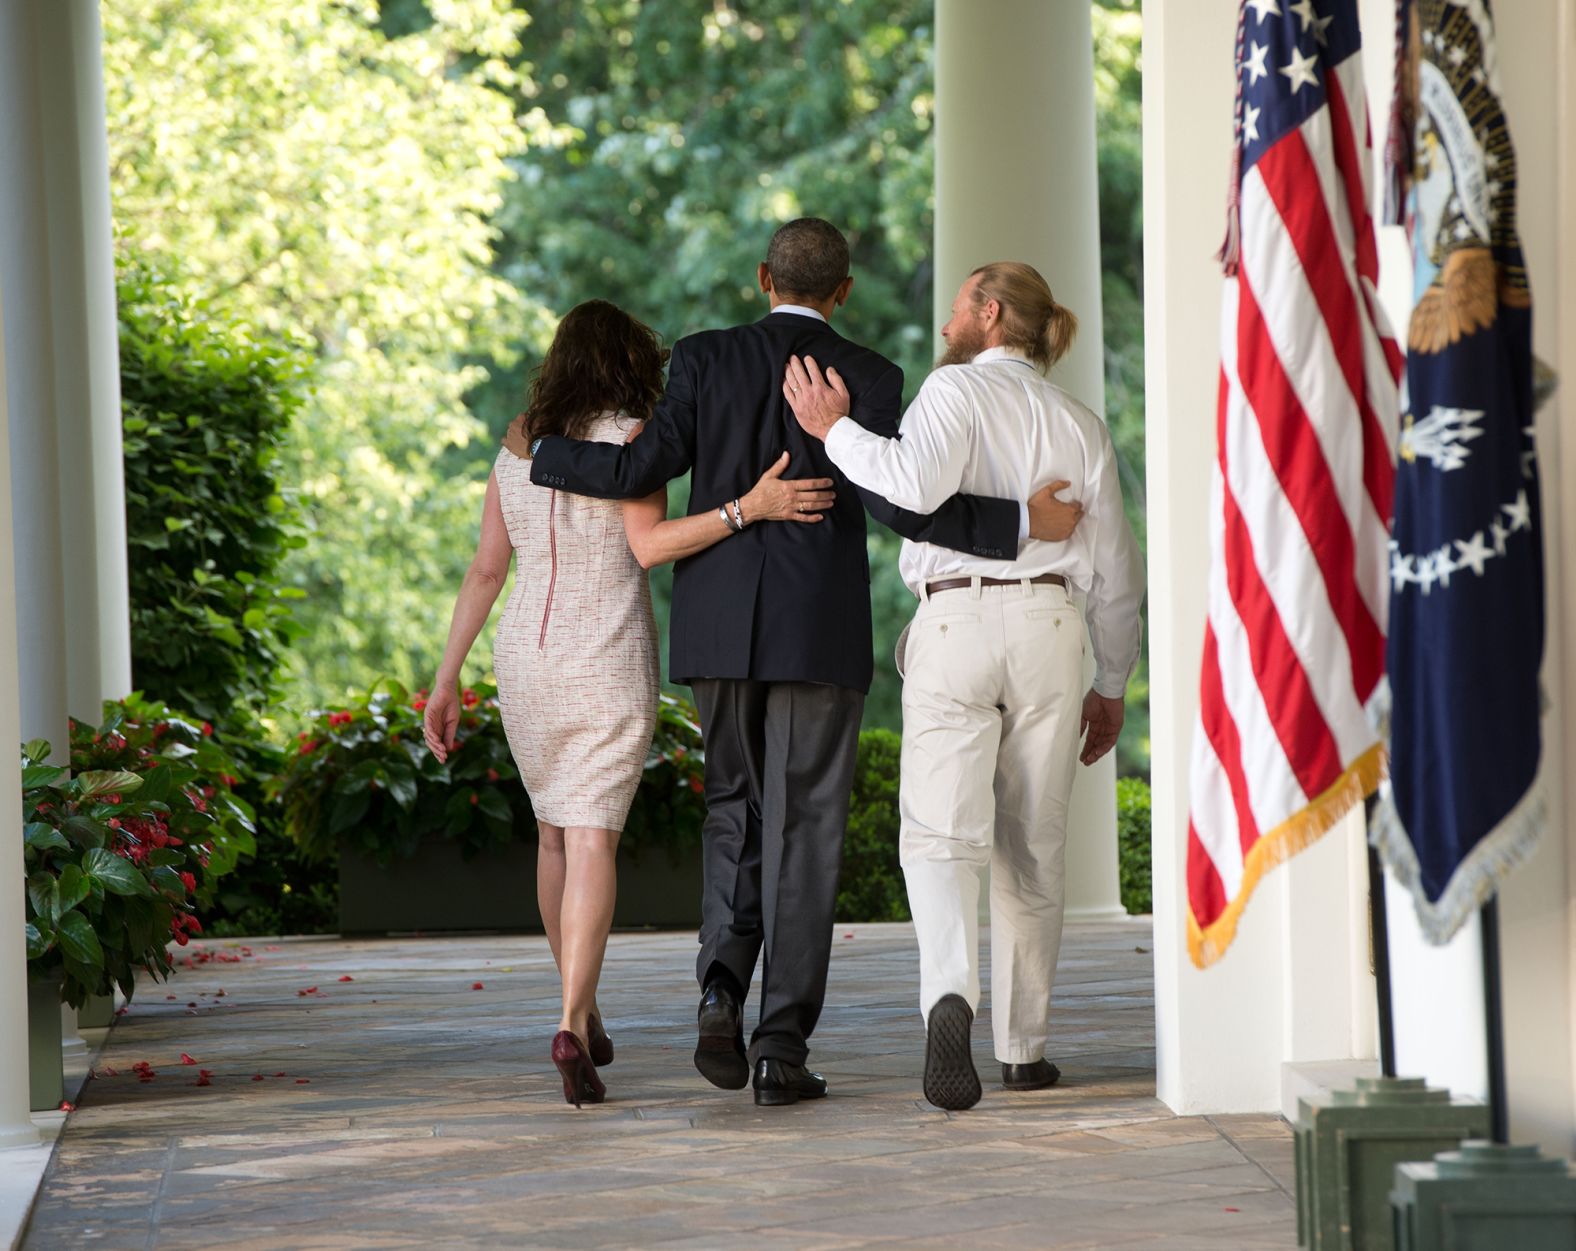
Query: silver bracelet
718 505 741 534
730 498 746 530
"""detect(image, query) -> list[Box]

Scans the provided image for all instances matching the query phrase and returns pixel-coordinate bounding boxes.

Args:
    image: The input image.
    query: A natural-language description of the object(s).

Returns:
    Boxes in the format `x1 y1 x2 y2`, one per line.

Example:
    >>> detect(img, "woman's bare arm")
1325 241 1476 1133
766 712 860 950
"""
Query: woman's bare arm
620 449 838 570
424 471 513 761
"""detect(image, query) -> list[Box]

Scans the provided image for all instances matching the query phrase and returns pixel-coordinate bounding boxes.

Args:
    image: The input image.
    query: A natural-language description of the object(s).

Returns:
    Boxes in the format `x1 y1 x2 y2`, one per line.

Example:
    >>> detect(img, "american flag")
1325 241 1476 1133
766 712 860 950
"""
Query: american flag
1187 0 1403 968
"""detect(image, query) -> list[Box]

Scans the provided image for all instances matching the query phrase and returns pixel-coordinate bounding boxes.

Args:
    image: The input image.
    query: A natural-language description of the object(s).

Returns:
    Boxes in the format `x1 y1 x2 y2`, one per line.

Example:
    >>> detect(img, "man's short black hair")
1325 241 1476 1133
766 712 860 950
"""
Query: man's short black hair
766 218 850 302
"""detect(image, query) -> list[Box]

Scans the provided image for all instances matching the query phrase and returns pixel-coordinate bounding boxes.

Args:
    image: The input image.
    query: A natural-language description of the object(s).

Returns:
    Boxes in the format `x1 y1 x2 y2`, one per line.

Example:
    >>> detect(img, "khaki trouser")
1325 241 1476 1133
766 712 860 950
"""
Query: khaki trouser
898 579 1085 1064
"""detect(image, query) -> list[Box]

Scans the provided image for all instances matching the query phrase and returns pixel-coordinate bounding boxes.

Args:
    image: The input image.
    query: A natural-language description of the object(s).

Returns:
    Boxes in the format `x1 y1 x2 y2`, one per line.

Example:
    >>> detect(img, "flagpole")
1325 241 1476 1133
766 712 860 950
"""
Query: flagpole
1364 796 1397 1078
1479 896 1510 1144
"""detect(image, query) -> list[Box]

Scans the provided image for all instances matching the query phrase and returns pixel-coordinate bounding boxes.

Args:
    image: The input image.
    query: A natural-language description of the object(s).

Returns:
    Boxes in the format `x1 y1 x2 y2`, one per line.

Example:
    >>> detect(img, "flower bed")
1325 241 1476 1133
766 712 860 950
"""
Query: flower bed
22 695 254 1008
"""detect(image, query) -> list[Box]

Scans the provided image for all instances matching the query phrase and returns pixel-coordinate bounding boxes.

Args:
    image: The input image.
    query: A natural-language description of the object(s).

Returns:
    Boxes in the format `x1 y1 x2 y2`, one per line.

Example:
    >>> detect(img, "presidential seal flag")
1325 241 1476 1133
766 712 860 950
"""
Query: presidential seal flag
1373 0 1545 942
1187 0 1402 969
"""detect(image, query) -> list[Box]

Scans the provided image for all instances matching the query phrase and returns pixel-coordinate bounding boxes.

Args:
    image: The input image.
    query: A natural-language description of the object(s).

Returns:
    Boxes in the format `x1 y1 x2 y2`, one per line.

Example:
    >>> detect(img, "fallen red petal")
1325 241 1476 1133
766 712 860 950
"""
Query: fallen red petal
59 1100 75 1112
295 1078 310 1084
337 975 354 982
471 982 484 990
251 1074 265 1082
181 1053 197 1065
194 1075 211 1087
274 1072 286 1077
1224 1207 1240 1213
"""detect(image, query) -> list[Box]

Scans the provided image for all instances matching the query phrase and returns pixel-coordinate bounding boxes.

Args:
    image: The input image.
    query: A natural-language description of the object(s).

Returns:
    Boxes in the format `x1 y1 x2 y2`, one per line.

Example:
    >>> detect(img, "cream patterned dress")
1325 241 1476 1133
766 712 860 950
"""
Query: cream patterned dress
492 413 659 830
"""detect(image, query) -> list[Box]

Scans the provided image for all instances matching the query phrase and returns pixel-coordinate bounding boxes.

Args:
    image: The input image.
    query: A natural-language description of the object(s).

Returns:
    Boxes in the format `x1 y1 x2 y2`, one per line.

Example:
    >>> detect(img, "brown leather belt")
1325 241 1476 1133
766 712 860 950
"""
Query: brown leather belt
926 573 1067 596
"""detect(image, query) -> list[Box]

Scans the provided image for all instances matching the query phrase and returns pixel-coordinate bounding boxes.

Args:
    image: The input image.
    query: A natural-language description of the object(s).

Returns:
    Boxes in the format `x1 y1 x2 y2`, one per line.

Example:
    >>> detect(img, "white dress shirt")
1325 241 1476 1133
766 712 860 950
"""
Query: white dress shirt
823 345 1145 698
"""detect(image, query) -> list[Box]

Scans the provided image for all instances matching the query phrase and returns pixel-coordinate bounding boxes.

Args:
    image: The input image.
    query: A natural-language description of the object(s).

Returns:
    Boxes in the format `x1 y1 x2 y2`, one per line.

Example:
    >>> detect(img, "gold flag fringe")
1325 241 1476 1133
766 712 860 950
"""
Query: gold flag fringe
1188 743 1387 969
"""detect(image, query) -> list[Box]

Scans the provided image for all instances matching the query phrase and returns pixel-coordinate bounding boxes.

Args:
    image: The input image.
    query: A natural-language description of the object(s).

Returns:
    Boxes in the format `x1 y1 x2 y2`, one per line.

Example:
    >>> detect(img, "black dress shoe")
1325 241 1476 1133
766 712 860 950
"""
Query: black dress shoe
694 980 749 1090
1001 1059 1061 1091
923 993 981 1111
752 1058 827 1106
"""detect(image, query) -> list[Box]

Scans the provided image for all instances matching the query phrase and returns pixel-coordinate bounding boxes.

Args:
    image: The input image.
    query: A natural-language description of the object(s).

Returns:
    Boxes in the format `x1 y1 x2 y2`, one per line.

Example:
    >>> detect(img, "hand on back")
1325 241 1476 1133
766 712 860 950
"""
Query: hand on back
783 355 850 441
742 451 837 524
1028 481 1084 542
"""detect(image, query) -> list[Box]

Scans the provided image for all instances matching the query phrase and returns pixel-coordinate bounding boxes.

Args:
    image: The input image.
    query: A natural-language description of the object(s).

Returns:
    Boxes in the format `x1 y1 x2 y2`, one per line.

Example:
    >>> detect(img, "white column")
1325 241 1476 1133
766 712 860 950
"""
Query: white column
934 0 1123 922
2 1 132 1082
1145 0 1287 1113
0 286 39 1149
37 1 132 716
0 1 71 756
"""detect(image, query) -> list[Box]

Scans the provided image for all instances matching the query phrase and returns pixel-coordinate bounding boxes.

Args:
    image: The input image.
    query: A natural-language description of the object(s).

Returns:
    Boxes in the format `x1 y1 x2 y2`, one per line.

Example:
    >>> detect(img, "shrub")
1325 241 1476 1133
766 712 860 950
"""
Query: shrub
118 256 311 727
23 698 254 1007
1117 776 1153 915
271 682 708 866
837 729 909 923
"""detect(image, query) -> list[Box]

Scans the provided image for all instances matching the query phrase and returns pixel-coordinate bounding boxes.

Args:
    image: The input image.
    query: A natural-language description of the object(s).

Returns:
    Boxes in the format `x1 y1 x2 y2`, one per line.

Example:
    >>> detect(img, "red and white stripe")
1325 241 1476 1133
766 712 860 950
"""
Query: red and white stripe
1187 49 1402 967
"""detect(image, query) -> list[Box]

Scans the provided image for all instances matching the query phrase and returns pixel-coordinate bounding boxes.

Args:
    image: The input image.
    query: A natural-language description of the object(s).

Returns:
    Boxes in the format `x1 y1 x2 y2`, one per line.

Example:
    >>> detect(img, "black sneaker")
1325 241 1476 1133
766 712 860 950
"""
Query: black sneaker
923 993 981 1111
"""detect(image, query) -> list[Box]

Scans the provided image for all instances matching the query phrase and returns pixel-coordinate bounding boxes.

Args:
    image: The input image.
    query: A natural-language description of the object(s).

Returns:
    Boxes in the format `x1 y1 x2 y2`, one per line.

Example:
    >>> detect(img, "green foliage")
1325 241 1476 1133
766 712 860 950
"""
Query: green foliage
23 698 255 1007
271 683 709 866
204 823 340 939
1117 776 1153 915
101 0 549 710
836 729 909 923
118 258 311 726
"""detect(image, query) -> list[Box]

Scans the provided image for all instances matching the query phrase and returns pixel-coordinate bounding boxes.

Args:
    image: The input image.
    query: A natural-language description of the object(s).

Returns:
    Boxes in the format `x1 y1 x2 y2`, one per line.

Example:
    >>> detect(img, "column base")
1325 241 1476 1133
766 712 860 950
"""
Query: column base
1392 1140 1576 1249
1294 1075 1490 1249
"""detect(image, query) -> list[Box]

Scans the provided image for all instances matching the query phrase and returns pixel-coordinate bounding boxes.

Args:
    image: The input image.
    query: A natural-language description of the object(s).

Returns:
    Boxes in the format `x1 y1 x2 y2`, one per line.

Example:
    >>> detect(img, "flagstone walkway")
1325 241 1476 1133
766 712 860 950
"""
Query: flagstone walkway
22 920 1298 1249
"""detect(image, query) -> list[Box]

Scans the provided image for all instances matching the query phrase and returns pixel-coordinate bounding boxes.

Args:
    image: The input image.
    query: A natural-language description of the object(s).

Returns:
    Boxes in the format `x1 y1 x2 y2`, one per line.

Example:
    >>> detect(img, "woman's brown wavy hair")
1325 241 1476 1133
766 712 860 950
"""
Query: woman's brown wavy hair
510 300 669 450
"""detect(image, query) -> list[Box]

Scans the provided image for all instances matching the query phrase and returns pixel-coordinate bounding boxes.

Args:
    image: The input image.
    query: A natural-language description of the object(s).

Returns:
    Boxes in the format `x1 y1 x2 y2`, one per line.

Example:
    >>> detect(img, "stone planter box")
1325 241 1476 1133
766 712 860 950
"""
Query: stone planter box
76 992 115 1030
338 836 703 934
28 977 63 1113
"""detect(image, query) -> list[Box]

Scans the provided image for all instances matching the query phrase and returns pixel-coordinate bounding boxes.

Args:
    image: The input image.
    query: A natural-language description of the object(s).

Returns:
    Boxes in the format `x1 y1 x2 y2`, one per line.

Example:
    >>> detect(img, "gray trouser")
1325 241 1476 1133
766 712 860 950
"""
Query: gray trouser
690 678 864 1066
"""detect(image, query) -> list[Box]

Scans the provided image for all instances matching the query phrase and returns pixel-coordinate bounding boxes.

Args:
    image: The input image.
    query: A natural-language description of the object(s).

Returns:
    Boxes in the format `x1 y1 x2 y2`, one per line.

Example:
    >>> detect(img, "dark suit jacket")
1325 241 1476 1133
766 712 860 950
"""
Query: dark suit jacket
530 310 1018 692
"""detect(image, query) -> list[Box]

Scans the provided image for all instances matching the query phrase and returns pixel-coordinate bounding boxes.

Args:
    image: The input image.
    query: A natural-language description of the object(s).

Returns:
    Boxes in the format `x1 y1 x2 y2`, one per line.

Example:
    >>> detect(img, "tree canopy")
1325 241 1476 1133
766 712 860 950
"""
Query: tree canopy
103 0 1149 772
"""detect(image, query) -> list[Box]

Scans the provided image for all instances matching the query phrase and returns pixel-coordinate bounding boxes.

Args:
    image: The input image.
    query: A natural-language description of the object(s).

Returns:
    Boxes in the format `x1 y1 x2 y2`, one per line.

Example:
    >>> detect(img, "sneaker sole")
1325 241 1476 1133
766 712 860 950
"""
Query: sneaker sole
923 995 981 1111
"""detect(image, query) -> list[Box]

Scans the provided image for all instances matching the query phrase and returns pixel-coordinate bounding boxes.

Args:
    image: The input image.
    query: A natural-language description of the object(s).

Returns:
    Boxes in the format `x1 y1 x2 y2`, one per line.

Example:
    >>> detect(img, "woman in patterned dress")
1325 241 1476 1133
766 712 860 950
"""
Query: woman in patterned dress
422 300 835 1106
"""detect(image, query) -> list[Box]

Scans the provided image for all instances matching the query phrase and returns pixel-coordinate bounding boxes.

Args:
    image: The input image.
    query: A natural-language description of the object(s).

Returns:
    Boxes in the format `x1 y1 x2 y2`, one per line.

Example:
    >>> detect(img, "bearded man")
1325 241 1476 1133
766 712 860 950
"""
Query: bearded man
784 261 1144 1111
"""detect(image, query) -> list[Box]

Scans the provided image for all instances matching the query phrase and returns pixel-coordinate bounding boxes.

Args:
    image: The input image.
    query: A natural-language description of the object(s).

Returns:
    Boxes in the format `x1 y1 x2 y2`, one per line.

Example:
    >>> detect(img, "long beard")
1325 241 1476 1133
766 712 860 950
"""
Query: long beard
935 322 987 369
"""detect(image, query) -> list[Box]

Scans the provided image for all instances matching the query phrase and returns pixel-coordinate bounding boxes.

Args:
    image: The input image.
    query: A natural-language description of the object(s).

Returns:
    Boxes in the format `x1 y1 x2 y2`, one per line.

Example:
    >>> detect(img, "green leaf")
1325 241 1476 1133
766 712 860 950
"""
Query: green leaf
21 765 68 790
476 786 511 824
76 770 145 800
385 770 418 812
57 864 90 913
56 910 105 970
24 823 70 853
84 847 152 897
25 922 52 960
27 871 60 926
22 739 51 766
61 816 108 850
329 787 371 835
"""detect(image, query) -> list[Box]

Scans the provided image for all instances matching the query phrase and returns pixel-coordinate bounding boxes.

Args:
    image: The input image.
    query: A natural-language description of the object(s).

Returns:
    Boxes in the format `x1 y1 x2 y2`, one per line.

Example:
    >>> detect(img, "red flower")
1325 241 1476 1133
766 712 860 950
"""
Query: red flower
219 773 238 789
107 817 121 829
689 776 704 794
468 792 479 806
186 915 203 935
299 739 320 755
173 930 189 946
486 768 500 782
327 711 354 728
461 688 480 708
201 721 214 737
411 698 428 713
180 871 197 893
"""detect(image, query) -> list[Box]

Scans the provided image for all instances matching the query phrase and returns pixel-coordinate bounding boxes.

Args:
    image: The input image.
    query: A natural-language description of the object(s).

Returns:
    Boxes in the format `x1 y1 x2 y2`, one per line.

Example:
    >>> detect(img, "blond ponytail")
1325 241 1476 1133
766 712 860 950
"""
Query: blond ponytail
970 261 1077 371
1042 302 1078 369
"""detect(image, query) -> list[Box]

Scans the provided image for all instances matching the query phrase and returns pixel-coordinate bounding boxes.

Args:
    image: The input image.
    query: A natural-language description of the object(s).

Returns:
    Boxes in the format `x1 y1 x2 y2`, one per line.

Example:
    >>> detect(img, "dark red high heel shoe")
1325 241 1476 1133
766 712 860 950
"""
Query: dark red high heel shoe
551 1030 606 1108
587 1013 614 1067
